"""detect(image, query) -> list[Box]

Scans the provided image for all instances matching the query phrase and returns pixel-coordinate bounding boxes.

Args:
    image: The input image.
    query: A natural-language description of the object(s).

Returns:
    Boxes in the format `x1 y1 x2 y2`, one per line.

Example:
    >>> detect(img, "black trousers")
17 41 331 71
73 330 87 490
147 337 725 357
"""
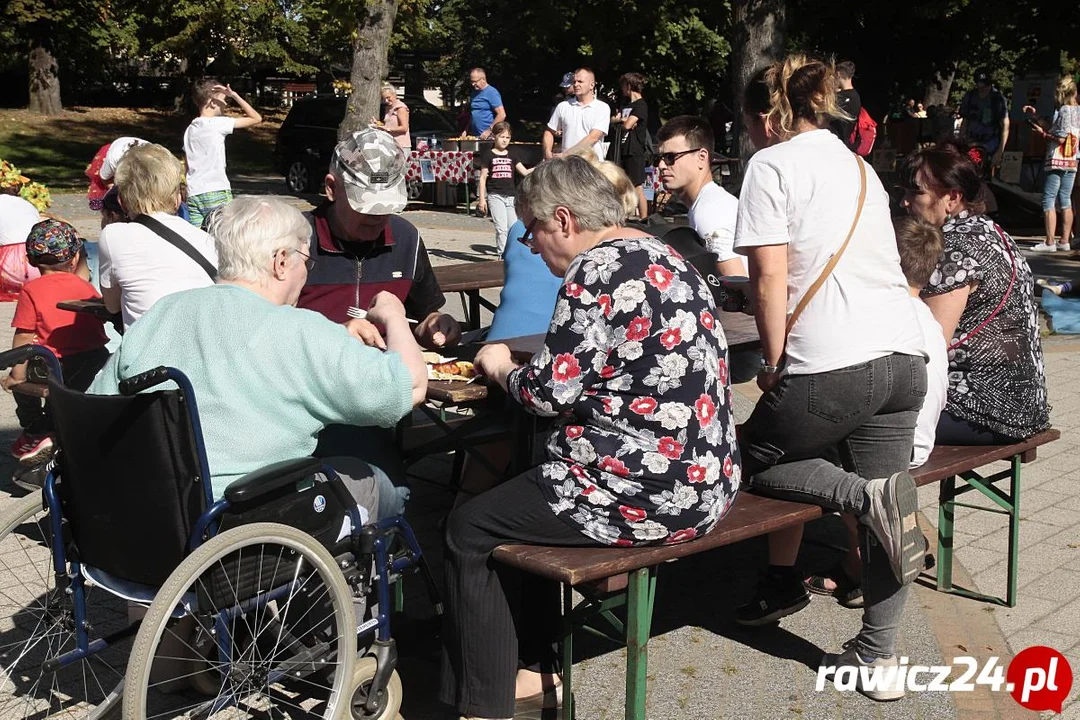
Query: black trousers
438 467 600 718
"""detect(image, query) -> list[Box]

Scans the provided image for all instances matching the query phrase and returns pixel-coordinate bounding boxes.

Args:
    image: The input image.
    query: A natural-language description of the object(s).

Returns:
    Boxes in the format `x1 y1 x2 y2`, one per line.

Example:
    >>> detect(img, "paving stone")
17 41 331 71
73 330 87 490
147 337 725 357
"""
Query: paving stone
993 596 1060 635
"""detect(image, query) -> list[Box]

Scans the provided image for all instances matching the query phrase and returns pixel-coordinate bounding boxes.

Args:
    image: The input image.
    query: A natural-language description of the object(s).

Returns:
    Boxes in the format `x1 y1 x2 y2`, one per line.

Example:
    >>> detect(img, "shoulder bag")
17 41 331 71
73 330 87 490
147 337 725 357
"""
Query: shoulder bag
785 154 867 337
133 215 218 281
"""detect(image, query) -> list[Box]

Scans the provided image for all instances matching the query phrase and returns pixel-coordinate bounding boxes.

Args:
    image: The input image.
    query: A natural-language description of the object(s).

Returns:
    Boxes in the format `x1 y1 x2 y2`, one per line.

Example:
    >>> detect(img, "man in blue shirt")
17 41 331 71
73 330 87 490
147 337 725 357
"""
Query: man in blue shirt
469 68 506 139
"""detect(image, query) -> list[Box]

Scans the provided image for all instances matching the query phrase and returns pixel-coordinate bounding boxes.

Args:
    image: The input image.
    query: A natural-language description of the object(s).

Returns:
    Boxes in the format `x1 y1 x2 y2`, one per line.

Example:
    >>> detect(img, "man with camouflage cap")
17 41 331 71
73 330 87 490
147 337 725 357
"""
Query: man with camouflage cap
298 128 460 349
299 129 459 503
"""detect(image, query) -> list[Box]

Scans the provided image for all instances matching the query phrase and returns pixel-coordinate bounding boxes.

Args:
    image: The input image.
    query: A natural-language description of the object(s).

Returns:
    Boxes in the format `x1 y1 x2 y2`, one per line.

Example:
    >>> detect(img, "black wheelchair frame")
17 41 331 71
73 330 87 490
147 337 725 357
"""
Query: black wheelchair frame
0 343 438 717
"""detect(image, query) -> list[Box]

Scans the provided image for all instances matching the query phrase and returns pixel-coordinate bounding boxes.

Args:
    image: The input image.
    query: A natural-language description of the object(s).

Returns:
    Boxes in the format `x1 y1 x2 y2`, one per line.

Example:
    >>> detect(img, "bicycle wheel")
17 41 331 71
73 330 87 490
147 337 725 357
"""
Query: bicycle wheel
348 656 402 720
124 522 357 719
0 490 130 719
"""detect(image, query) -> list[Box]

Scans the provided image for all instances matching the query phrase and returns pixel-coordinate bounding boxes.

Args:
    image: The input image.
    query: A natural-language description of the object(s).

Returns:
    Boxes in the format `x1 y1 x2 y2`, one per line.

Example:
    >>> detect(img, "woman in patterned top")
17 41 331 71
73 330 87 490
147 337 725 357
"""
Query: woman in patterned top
900 143 1050 444
440 156 738 720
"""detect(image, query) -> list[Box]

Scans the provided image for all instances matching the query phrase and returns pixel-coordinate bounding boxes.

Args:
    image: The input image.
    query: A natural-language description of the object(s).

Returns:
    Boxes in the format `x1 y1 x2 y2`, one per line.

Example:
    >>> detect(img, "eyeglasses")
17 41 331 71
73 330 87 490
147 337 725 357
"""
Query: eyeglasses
292 248 316 271
656 148 704 166
519 218 538 249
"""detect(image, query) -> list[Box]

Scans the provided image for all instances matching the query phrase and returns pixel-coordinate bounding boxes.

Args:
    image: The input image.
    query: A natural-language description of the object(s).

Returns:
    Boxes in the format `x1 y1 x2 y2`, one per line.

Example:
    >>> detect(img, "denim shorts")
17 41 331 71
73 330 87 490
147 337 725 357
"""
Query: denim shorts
1043 169 1077 212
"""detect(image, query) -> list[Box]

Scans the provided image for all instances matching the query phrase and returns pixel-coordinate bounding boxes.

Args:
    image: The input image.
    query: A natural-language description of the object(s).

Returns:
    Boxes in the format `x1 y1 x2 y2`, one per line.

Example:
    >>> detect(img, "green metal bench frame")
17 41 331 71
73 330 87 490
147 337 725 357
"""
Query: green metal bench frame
539 430 1060 720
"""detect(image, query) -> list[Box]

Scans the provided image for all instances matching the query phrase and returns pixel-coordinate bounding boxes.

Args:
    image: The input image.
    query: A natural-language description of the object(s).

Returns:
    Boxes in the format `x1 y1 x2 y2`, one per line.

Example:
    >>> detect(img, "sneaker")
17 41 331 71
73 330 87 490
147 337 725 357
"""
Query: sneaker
9 431 33 456
1056 241 1073 252
15 434 54 464
861 472 922 585
821 639 905 701
735 568 811 626
1030 243 1058 253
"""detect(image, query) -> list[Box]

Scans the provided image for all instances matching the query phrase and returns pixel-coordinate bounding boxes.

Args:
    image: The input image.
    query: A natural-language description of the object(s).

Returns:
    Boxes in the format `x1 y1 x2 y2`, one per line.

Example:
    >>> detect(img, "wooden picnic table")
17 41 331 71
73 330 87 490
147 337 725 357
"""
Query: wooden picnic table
424 310 760 405
432 260 504 330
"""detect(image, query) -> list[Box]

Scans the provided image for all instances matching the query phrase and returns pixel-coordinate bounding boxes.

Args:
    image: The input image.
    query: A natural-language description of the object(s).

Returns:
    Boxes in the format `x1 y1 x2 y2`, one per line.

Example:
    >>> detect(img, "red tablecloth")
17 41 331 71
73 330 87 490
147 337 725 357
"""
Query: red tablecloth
406 150 475 184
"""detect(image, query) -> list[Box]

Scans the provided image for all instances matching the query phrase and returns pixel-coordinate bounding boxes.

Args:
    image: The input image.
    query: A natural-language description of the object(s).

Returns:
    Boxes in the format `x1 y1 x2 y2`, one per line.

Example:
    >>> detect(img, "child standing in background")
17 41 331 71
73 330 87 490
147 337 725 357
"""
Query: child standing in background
476 122 530 255
183 80 263 228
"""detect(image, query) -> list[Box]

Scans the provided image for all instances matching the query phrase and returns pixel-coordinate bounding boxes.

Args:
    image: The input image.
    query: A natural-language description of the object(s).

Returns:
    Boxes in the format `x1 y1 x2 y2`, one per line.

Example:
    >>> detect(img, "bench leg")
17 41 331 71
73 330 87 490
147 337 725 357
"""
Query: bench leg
625 567 656 720
937 475 956 593
1006 455 1021 608
562 583 574 720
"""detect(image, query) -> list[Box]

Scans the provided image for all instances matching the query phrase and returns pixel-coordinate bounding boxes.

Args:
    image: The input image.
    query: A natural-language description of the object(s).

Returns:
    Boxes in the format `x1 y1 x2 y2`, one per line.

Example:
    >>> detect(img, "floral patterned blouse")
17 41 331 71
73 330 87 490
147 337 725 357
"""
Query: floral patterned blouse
923 211 1050 438
506 235 740 547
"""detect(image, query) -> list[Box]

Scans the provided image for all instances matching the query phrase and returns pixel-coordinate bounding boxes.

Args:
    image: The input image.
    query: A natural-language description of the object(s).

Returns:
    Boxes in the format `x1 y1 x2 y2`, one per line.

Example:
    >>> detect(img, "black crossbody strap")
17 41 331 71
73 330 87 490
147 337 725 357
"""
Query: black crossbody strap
133 215 217 280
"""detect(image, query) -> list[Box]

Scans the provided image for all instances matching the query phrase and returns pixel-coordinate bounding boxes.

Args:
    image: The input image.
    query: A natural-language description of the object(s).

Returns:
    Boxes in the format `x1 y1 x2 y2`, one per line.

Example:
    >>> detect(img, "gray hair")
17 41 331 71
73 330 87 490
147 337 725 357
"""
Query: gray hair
208 196 311 282
516 156 625 231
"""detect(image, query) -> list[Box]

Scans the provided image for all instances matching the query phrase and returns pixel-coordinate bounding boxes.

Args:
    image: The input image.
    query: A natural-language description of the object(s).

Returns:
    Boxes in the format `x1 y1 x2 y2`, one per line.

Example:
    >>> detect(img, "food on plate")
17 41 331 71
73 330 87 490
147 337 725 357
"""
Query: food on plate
430 360 477 381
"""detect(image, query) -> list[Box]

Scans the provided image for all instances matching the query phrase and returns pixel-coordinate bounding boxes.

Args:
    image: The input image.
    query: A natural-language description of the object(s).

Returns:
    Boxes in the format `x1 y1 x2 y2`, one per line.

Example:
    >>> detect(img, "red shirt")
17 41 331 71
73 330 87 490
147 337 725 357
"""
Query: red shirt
12 273 109 357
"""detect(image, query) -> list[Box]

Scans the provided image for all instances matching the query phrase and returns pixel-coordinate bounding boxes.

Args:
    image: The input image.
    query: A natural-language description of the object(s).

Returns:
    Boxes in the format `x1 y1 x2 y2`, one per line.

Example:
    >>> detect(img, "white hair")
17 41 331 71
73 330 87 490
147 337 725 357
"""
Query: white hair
208 196 310 282
517 156 625 231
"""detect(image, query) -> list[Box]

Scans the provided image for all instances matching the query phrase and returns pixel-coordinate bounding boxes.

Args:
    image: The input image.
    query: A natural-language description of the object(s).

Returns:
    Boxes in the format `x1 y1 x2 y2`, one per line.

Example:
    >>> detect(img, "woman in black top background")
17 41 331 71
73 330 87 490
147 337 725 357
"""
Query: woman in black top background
611 72 649 219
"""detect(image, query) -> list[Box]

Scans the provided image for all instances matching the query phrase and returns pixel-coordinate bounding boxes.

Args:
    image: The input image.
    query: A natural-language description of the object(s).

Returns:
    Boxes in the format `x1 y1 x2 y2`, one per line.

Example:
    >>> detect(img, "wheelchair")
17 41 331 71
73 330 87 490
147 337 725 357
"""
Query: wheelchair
0 345 439 719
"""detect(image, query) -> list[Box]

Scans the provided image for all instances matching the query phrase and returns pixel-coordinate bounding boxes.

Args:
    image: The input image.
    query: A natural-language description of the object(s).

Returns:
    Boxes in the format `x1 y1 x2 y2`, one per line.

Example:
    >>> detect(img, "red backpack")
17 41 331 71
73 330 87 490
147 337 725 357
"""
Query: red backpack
849 107 877 156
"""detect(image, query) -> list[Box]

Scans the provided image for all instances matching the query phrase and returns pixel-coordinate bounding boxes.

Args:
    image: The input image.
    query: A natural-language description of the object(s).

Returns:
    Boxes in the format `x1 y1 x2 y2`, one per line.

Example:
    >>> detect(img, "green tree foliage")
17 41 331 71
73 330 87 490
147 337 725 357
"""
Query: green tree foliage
389 0 732 121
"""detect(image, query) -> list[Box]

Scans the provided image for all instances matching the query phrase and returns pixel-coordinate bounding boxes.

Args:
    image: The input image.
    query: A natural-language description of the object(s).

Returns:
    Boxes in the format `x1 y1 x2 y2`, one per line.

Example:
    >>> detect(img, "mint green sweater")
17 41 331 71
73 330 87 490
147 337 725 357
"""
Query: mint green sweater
89 284 413 499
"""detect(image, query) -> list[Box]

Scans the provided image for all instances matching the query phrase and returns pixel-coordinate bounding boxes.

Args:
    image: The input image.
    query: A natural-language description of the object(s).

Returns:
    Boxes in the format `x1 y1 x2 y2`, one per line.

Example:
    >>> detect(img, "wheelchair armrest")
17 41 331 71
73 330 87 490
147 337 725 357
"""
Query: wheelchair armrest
223 457 325 505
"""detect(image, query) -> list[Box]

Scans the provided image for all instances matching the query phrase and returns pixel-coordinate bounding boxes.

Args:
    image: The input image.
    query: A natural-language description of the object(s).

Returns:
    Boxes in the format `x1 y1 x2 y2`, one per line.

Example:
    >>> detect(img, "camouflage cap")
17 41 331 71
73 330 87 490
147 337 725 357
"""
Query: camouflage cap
331 129 408 215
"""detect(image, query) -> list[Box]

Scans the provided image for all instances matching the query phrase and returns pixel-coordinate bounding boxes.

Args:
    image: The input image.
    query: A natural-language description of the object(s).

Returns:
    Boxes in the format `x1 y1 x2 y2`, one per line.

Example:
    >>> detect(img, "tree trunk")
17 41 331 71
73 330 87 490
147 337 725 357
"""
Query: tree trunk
27 41 62 116
340 0 400 140
923 63 957 107
730 0 786 165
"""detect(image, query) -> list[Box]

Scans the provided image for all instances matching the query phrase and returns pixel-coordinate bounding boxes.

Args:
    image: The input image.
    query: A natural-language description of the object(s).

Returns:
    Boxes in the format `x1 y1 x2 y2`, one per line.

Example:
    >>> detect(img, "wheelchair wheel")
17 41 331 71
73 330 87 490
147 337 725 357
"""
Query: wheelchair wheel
0 491 129 719
348 656 402 720
124 522 358 719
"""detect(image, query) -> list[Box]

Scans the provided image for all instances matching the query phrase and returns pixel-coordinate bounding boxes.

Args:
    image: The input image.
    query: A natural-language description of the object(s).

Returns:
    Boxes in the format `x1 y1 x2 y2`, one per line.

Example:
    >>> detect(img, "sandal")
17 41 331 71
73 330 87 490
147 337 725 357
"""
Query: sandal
805 534 934 610
804 572 864 609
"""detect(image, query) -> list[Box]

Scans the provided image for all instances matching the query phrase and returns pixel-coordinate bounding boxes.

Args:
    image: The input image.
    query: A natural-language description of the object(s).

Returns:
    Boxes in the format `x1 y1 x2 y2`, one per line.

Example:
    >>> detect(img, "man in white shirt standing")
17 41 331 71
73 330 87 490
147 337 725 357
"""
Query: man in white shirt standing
656 116 744 276
543 68 611 161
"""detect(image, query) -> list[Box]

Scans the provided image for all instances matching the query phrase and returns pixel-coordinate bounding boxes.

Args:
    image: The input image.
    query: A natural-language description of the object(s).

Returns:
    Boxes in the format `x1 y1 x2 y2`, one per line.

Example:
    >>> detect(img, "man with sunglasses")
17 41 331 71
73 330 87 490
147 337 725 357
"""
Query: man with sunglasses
656 116 744 276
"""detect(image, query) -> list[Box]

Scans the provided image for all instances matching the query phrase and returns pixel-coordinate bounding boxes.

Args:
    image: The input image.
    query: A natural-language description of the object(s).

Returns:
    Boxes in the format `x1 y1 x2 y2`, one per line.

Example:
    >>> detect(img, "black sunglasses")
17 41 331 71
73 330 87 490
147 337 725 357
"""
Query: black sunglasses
656 148 704 166
519 218 538 248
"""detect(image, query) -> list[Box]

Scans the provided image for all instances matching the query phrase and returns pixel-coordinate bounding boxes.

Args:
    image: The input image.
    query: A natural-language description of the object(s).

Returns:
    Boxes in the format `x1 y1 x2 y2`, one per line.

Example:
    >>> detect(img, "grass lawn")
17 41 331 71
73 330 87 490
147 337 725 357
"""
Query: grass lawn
0 106 285 191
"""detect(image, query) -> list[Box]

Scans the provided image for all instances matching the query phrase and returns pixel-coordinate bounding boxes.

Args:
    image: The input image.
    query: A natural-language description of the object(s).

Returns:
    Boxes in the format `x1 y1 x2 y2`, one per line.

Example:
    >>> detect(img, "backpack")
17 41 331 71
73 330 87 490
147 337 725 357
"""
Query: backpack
849 107 877 156
643 129 658 165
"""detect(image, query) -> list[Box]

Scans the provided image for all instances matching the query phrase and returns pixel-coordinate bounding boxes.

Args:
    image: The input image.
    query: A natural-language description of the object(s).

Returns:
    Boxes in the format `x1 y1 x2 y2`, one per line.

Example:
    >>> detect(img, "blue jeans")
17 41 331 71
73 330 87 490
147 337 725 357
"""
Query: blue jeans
487 193 517 255
740 353 927 658
1043 170 1077 212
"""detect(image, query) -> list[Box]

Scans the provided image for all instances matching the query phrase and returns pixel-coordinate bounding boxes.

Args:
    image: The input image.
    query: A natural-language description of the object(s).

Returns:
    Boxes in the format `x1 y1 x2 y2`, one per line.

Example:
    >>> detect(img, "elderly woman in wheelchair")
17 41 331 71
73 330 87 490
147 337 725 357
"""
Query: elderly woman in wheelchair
0 197 434 719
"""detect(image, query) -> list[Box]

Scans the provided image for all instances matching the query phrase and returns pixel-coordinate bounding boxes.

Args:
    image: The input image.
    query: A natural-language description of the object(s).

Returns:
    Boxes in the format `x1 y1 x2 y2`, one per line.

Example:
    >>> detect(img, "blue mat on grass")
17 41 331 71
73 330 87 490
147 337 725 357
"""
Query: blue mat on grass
1041 292 1080 334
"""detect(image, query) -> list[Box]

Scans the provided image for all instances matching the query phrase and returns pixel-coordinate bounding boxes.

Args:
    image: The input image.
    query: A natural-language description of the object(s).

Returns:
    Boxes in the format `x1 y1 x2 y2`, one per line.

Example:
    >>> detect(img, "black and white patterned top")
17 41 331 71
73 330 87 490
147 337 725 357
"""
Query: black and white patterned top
506 235 740 547
923 211 1050 438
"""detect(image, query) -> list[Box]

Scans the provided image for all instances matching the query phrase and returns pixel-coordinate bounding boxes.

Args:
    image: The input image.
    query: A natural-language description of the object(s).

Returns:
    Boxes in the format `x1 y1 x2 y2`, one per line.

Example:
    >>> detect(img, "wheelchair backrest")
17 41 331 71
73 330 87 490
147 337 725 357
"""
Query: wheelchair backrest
47 377 208 587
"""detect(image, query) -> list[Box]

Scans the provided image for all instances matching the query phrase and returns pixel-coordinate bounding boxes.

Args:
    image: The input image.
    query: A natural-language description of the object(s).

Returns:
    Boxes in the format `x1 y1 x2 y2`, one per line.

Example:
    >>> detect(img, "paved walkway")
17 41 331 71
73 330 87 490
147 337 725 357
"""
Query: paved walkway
0 192 1076 718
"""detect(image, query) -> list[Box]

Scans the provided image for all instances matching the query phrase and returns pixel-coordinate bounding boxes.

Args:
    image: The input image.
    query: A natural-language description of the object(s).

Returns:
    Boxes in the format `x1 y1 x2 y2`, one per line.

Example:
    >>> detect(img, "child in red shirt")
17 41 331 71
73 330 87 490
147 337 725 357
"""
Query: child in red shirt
2 219 109 462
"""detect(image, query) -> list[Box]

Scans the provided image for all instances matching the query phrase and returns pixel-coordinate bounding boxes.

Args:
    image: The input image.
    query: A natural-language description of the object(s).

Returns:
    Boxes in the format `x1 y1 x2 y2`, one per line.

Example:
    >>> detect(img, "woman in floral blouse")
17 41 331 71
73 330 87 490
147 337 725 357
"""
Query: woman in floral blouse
900 143 1050 443
440 155 738 720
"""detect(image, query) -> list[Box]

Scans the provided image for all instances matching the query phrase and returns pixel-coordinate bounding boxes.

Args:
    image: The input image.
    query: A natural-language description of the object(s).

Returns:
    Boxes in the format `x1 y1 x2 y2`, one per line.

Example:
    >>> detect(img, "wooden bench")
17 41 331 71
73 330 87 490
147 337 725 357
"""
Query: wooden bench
492 429 1060 720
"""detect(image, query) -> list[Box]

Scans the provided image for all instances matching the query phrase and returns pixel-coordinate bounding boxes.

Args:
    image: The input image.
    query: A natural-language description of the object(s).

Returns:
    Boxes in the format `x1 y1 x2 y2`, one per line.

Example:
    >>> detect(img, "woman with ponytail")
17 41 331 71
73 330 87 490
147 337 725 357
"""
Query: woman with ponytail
732 55 931 701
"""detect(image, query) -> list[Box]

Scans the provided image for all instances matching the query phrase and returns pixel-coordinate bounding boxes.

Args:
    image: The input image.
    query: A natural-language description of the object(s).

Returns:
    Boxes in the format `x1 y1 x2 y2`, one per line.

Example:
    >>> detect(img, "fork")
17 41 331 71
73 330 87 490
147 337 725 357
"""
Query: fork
347 307 420 324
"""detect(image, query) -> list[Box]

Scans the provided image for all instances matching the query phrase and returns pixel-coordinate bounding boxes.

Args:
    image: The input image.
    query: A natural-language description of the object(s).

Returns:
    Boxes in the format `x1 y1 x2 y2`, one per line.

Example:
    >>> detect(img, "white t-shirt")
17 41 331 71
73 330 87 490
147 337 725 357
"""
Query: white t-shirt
734 129 926 375
0 195 41 246
911 299 948 468
183 117 236 196
98 212 218 327
100 137 147 181
688 181 745 272
547 97 611 160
